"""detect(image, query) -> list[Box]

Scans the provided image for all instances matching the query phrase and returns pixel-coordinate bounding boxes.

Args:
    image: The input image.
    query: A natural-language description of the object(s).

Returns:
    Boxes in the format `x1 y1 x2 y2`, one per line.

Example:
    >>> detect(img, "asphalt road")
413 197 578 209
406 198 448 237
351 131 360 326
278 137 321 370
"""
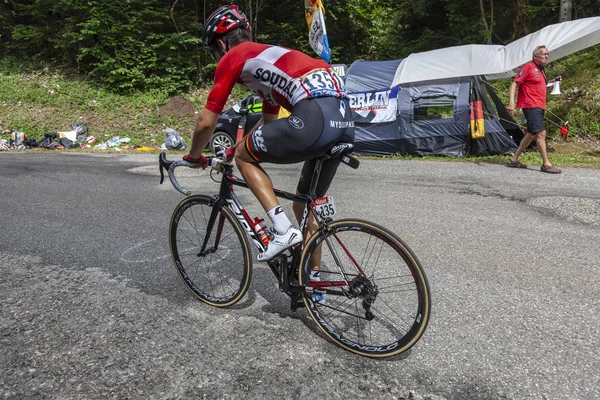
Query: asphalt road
1 152 599 400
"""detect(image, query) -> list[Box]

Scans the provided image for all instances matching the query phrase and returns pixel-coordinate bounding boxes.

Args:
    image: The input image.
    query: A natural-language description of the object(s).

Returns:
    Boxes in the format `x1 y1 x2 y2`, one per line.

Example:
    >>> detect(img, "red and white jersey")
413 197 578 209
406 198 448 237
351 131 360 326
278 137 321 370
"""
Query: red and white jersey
206 42 347 115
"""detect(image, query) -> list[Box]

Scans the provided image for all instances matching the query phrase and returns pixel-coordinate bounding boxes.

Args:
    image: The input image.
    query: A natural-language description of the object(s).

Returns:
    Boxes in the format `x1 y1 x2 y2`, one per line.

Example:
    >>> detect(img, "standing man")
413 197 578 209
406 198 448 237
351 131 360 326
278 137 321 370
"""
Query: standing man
184 5 354 262
506 45 561 174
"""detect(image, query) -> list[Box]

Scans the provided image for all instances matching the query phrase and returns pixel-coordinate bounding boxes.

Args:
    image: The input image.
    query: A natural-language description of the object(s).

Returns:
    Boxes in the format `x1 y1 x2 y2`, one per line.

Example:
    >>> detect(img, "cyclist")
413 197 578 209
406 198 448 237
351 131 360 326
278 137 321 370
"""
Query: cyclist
185 5 355 263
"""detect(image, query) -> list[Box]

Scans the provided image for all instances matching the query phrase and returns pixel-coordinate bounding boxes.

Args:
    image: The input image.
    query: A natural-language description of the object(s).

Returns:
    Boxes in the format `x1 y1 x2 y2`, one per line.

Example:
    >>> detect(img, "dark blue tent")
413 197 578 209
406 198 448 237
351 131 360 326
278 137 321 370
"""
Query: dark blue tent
343 59 519 157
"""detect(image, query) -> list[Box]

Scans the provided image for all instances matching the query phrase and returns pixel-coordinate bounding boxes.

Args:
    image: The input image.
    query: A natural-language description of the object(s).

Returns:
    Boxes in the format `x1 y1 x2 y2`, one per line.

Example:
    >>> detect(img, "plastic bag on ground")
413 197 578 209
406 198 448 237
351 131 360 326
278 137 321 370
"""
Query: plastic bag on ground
162 128 188 150
56 123 88 146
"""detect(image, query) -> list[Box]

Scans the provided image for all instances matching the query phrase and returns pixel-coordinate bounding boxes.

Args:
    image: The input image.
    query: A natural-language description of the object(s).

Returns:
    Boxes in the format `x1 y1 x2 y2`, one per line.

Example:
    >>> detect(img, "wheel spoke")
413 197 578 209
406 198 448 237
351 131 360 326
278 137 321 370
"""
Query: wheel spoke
170 196 252 307
302 219 430 357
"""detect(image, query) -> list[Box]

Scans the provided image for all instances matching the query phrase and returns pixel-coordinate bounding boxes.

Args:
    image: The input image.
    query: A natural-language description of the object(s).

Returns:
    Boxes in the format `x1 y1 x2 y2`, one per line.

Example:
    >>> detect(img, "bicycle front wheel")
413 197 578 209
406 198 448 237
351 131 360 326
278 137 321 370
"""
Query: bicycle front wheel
169 195 252 307
299 219 431 358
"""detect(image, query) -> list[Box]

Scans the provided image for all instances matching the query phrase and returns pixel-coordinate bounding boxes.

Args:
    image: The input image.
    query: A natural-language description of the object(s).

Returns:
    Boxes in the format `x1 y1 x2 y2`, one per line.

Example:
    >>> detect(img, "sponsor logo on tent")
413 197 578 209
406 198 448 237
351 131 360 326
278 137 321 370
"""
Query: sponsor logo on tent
348 87 399 123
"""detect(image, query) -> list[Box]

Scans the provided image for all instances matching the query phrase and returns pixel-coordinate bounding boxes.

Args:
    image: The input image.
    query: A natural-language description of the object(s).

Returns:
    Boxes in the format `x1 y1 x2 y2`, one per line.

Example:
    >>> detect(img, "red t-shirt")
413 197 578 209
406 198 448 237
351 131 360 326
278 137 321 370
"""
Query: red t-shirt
206 42 346 115
514 61 548 109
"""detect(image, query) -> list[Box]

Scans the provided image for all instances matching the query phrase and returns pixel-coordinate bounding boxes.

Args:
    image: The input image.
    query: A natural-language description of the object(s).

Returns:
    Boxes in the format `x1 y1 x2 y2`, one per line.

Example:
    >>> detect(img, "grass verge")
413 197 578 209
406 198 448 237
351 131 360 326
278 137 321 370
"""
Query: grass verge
0 71 599 168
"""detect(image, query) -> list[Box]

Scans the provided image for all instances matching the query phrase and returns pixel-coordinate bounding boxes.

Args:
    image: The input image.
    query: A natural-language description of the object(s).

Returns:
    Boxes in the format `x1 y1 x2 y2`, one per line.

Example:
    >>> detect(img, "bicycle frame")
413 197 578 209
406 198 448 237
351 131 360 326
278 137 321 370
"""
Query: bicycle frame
203 158 327 296
212 171 311 253
160 148 431 358
159 143 361 299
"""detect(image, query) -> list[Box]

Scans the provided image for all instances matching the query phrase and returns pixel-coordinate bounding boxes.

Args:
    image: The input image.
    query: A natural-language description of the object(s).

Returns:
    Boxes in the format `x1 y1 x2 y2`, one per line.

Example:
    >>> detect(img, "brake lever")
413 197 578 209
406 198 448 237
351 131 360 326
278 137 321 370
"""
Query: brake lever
159 163 165 184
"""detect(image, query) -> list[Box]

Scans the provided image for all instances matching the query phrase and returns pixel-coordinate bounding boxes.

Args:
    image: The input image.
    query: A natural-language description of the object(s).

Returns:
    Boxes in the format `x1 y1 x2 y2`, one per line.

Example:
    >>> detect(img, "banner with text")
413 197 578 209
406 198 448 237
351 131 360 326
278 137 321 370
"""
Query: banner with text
348 87 399 123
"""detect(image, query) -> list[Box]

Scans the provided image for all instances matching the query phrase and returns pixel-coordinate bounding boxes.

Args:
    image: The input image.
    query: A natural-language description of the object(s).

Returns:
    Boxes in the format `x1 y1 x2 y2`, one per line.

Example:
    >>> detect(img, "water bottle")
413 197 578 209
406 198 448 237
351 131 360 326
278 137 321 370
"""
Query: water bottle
253 218 271 246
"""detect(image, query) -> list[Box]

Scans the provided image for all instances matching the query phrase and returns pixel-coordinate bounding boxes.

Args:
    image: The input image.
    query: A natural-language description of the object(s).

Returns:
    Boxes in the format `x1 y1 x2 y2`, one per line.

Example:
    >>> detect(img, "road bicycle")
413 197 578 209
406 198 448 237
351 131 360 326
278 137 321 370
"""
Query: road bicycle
159 143 430 358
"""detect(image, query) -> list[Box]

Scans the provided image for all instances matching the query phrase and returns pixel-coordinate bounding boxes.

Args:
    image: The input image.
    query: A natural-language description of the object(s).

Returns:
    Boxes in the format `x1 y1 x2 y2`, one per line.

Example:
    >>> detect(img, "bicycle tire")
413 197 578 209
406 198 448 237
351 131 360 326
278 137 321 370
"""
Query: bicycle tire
169 194 252 307
299 219 431 358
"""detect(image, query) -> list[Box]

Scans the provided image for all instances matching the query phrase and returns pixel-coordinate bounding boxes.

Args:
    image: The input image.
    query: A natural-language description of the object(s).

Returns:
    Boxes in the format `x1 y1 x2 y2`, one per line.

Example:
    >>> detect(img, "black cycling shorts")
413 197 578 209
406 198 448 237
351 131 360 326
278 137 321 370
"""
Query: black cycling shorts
245 97 355 196
522 108 546 135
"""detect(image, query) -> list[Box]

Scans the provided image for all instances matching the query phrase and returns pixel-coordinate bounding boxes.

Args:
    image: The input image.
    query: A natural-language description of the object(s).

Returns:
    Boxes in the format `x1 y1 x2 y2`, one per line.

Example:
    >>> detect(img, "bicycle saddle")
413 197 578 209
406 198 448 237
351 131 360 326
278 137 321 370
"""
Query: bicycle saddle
327 142 354 158
327 142 359 169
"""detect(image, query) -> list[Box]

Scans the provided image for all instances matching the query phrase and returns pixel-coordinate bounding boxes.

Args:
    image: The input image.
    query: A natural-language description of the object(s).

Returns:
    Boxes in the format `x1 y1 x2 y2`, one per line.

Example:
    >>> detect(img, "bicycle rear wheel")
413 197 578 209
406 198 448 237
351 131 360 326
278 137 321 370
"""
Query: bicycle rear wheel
299 219 430 358
170 195 252 307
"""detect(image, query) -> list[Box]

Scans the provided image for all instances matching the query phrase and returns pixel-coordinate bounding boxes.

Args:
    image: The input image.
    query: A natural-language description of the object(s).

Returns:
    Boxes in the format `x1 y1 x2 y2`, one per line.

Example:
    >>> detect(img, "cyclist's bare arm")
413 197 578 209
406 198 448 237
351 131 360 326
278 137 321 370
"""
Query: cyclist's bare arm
189 109 220 158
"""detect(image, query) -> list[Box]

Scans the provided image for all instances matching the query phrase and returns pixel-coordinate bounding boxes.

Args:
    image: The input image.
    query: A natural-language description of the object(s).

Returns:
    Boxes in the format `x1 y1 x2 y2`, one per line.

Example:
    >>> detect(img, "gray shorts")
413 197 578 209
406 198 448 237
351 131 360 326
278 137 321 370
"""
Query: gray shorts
522 108 546 134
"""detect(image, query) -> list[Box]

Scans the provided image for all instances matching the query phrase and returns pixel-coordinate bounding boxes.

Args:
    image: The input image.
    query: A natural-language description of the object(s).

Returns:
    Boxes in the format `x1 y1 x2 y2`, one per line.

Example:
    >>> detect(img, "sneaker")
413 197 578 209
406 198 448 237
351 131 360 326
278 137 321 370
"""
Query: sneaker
541 165 561 174
257 226 302 262
309 270 320 282
506 159 527 168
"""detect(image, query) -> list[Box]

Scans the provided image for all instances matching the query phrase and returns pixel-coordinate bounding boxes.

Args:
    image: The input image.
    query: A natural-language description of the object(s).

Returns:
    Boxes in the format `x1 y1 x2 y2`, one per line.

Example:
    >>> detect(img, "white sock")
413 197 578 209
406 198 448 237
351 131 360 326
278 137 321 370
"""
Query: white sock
309 270 320 282
267 205 291 235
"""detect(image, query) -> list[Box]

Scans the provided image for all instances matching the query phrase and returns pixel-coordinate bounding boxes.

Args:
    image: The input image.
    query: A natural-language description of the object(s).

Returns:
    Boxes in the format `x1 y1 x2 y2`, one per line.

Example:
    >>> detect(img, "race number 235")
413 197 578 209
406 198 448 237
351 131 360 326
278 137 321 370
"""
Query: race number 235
312 196 337 218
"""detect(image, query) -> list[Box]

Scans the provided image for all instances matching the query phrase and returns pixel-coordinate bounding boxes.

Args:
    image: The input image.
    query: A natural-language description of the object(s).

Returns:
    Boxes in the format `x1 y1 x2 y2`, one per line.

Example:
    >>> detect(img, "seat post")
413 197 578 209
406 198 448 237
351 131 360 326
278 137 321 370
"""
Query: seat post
306 154 328 199
305 141 354 199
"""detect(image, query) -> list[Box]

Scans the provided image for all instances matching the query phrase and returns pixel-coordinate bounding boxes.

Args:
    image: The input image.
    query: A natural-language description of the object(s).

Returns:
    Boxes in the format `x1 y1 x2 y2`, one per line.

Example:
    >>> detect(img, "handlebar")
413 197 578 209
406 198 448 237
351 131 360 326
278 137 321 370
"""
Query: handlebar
159 143 359 196
159 152 226 196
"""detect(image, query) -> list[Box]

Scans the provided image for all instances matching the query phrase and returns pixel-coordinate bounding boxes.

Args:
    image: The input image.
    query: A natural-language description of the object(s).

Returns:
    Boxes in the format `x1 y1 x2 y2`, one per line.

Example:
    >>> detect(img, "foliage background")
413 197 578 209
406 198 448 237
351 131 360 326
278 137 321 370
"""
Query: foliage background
0 0 599 150
2 0 599 92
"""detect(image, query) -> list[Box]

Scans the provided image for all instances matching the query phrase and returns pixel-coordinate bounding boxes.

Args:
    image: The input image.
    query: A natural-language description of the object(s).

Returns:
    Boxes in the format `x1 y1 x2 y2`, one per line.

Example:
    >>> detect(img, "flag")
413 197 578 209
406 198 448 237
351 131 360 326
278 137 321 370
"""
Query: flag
304 0 332 63
470 82 485 139
470 99 485 139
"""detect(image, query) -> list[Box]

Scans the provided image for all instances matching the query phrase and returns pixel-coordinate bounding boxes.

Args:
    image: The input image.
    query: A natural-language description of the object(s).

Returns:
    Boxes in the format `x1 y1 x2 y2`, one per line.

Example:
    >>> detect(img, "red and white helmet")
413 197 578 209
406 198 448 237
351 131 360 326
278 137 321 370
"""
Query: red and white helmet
202 5 251 47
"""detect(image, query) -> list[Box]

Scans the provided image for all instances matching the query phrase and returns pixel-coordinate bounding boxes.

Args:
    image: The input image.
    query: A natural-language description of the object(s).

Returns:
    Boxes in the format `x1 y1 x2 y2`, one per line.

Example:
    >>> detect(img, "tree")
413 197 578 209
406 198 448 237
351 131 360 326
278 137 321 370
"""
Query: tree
2 0 599 93
511 0 530 41
560 0 572 21
479 0 494 44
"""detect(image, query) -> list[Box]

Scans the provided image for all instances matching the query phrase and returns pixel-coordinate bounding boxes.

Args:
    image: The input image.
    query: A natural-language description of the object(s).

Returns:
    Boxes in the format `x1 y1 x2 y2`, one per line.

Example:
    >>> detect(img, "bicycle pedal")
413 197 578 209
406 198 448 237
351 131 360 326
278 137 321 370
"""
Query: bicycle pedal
286 293 304 311
271 254 287 264
290 298 304 311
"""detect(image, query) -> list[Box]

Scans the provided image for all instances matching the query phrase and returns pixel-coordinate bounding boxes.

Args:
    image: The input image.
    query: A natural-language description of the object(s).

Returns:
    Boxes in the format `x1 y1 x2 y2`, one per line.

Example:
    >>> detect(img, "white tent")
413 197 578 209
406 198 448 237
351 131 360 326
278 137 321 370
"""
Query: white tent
391 16 600 85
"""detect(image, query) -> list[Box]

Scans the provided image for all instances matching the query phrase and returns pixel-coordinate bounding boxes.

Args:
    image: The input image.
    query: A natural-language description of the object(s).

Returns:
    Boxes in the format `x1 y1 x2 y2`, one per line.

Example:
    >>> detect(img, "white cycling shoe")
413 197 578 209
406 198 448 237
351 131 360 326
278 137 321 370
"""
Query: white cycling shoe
257 226 303 262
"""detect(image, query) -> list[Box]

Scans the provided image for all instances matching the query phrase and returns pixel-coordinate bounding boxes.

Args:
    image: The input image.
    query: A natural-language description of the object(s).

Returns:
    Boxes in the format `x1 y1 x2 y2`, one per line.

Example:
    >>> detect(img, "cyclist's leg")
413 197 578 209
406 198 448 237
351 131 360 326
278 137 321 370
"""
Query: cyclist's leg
240 100 328 211
235 143 303 261
237 107 320 260
293 158 342 273
235 114 311 238
235 146 280 213
240 98 353 260
293 97 355 273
